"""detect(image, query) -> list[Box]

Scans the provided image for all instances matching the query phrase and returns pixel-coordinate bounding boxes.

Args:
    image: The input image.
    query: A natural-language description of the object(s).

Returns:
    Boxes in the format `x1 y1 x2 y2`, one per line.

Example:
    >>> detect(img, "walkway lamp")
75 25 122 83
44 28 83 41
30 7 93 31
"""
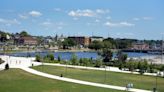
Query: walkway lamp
65 59 68 76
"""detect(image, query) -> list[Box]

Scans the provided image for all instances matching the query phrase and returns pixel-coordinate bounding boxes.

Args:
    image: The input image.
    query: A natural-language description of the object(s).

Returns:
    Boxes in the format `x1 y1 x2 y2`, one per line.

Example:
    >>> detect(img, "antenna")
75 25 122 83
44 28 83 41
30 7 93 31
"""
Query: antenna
162 35 163 64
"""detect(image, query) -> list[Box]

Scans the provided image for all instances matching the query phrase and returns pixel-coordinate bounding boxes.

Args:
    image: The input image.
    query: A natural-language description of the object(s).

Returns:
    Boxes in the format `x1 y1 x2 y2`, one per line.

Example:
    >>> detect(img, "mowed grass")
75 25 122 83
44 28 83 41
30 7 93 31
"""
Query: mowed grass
33 65 164 92
0 69 124 92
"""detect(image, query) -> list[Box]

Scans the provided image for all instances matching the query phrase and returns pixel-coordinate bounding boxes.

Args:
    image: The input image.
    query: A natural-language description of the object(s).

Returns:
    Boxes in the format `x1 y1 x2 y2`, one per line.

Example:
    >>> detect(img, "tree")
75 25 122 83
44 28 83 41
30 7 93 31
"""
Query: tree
35 54 41 62
70 54 79 65
45 53 54 61
62 38 76 49
49 53 54 61
58 55 61 62
20 31 29 37
126 61 135 72
137 60 148 74
88 41 103 50
101 48 113 65
5 63 9 70
117 51 127 61
103 41 114 49
95 58 103 67
103 37 116 49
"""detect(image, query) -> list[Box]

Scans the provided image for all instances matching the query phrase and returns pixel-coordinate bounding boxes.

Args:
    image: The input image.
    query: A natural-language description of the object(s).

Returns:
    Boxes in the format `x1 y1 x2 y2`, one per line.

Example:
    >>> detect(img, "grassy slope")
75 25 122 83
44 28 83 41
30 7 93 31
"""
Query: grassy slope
33 65 164 92
0 69 123 92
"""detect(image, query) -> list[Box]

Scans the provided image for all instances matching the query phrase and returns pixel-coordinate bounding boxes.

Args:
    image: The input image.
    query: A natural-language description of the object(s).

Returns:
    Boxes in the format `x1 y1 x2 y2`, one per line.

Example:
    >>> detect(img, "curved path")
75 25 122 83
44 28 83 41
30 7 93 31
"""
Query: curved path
21 67 151 92
43 63 160 76
0 55 151 92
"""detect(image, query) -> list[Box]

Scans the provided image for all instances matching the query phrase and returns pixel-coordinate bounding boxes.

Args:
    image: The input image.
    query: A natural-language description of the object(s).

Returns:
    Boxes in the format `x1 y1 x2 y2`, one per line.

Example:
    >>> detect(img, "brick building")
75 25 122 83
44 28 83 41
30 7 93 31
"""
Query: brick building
68 36 90 46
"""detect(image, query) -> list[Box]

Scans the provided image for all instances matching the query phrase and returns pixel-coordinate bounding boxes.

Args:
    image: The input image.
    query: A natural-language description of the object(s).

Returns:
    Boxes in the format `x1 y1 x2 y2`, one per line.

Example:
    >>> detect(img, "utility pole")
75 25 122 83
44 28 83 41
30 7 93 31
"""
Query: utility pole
162 36 163 64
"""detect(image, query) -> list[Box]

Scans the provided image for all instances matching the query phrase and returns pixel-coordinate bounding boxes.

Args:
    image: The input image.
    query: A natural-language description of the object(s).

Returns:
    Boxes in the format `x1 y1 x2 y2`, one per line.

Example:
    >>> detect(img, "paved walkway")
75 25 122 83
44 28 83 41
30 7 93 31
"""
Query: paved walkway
21 67 151 92
43 63 160 77
0 55 152 92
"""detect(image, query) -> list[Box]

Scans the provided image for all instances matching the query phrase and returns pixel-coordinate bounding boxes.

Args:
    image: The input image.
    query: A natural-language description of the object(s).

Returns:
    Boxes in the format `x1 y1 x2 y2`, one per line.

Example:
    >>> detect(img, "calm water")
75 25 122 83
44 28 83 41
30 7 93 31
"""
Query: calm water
6 51 150 60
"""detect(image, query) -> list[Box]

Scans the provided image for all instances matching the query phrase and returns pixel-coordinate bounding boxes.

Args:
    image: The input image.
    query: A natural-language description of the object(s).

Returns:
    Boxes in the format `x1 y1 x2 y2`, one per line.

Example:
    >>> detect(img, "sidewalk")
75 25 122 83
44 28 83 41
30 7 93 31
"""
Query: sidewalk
43 63 159 77
21 67 151 92
0 55 152 92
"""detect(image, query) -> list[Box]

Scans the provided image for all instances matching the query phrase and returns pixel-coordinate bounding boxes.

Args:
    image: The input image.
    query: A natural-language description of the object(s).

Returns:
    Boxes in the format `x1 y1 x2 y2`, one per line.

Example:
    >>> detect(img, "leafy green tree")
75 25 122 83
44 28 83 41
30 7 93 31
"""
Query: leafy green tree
137 60 148 74
70 54 79 65
103 41 114 49
88 41 103 50
46 53 54 61
95 58 103 67
126 61 135 71
101 48 113 65
58 55 61 62
35 54 41 62
117 51 127 63
20 31 29 37
5 63 9 70
103 37 116 49
48 53 54 61
62 38 76 49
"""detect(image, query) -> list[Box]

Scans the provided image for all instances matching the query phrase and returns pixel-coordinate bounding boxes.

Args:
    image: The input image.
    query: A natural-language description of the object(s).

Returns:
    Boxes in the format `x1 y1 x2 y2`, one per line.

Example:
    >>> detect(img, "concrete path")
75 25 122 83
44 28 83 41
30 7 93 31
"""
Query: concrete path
21 67 151 92
0 55 152 92
43 63 160 77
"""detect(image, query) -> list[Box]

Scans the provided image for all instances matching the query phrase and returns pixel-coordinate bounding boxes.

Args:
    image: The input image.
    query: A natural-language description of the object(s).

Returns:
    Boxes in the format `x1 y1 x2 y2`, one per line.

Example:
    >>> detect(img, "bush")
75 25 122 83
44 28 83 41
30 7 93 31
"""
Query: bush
95 59 102 67
44 53 54 61
35 54 41 62
70 54 79 65
58 55 61 62
5 63 9 70
0 58 4 64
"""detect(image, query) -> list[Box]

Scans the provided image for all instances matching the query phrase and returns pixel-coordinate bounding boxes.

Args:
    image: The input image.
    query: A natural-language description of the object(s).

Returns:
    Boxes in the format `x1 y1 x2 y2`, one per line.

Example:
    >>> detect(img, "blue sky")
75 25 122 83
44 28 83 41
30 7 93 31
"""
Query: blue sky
0 0 164 40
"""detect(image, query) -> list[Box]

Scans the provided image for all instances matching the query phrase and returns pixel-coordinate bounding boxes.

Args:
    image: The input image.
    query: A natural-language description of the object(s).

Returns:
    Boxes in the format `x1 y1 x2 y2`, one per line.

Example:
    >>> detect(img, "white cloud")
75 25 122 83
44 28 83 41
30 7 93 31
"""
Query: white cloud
19 14 28 19
68 9 110 17
40 21 65 31
68 9 96 17
143 17 153 20
104 21 135 27
0 18 21 26
54 8 62 12
132 17 153 21
95 19 100 22
106 16 111 20
133 18 140 21
29 11 42 17
41 21 52 26
96 9 110 14
73 17 79 20
120 22 135 27
104 22 118 27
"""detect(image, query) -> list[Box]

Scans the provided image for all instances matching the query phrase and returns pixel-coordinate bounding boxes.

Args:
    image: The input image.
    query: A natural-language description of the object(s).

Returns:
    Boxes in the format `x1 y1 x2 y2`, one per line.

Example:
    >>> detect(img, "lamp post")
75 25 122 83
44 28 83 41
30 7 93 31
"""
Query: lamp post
153 72 158 92
104 65 107 83
65 59 68 76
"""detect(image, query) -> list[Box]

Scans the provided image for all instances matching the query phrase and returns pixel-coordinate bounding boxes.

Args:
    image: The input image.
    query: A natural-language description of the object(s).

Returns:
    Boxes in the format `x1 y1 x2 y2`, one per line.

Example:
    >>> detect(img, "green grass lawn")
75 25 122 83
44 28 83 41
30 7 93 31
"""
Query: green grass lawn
0 69 124 92
32 65 164 92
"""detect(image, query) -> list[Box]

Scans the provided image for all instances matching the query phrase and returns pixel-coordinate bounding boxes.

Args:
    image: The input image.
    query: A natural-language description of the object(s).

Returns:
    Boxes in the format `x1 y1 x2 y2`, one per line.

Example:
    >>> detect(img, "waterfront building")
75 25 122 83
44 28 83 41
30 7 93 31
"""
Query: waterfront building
131 42 149 50
90 36 103 42
18 36 38 45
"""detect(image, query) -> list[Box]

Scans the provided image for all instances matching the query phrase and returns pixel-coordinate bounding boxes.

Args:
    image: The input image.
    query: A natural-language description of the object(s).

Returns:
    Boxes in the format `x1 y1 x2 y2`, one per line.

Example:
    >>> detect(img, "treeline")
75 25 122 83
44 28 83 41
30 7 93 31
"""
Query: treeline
89 38 138 50
35 50 164 75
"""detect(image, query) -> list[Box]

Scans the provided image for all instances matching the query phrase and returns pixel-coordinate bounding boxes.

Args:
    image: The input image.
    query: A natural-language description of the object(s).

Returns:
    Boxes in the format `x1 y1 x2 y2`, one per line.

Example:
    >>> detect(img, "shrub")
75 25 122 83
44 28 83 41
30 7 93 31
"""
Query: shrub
58 55 61 61
35 54 41 62
5 63 9 70
95 58 102 67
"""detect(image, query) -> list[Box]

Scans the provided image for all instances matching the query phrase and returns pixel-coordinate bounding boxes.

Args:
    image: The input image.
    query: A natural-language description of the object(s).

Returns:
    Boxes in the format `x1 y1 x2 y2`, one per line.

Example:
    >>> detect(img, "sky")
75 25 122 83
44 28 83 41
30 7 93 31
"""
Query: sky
0 0 164 40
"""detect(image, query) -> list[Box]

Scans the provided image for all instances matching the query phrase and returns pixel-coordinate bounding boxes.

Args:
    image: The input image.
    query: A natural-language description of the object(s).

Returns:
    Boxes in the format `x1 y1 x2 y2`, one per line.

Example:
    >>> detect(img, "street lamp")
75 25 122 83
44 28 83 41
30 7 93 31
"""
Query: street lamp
65 59 68 76
104 65 107 83
153 72 158 92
